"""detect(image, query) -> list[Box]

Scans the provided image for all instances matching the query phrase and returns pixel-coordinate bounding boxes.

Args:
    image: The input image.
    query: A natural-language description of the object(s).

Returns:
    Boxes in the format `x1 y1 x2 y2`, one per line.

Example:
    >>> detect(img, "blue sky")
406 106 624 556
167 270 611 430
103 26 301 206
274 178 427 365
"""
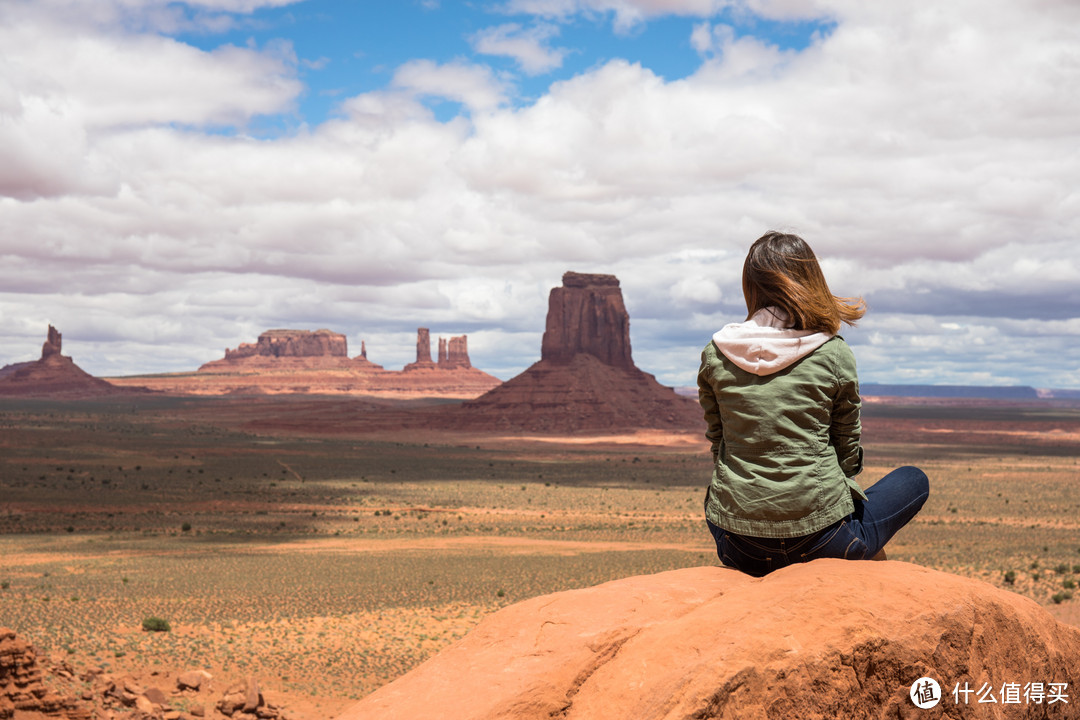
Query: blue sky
1 0 1079 390
175 1 833 128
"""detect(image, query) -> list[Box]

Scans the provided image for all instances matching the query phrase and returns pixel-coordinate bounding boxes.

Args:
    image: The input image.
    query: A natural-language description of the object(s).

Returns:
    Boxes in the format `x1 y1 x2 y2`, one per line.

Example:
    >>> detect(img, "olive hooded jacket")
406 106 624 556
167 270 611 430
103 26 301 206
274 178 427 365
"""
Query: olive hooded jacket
698 307 865 538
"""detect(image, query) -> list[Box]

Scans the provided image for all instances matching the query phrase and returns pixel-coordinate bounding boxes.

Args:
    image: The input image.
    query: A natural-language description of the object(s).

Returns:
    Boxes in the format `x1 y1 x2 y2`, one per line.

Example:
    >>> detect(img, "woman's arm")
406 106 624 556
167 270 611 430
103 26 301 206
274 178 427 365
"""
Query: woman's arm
830 340 863 478
698 347 724 462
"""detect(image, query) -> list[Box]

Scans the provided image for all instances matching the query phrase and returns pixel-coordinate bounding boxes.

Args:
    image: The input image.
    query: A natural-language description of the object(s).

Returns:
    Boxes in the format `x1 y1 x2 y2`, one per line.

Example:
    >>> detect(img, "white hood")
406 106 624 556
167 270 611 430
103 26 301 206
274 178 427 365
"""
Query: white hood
712 307 833 376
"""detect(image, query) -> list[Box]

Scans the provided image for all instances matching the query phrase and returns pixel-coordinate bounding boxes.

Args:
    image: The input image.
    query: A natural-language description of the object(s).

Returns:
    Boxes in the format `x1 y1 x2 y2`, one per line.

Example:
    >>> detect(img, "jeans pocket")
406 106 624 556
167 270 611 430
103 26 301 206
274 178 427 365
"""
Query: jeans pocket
722 533 774 577
799 522 844 558
799 520 868 561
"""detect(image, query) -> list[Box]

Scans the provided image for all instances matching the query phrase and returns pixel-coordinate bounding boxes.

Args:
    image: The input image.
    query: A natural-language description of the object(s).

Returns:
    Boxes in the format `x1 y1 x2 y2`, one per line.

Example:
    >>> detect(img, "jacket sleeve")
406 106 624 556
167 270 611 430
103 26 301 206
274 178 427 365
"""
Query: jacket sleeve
829 339 863 478
697 345 723 462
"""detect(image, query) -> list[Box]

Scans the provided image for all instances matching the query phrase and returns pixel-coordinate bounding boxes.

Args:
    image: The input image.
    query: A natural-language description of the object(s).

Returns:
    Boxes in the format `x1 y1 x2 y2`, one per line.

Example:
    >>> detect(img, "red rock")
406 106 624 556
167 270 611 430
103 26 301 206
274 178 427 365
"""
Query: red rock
541 272 632 369
199 329 383 376
0 360 33 379
391 329 498 396
243 676 262 712
144 686 168 705
217 683 247 716
459 272 700 432
336 561 1080 720
123 677 145 695
41 324 62 359
406 329 475 371
441 335 471 369
225 329 348 359
0 326 129 398
0 627 92 719
177 670 211 691
403 328 436 371
134 694 155 713
435 335 472 368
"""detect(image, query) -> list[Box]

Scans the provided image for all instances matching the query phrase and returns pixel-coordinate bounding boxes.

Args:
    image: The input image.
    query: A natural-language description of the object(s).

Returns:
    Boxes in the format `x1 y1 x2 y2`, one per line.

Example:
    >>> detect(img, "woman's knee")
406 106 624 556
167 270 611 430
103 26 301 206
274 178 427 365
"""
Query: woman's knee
898 465 930 508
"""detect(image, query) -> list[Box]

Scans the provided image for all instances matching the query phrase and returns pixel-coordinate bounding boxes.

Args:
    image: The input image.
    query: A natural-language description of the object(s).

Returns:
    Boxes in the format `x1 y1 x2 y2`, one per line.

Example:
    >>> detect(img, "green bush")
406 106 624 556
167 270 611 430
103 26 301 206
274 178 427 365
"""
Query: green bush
141 616 171 632
1002 570 1016 585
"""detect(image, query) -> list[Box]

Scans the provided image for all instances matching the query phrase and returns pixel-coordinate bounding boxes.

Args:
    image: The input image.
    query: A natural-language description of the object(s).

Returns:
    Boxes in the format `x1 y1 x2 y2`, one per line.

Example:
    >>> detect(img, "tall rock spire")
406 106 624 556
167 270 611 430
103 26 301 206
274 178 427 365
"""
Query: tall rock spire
41 325 62 359
415 328 432 365
540 272 633 369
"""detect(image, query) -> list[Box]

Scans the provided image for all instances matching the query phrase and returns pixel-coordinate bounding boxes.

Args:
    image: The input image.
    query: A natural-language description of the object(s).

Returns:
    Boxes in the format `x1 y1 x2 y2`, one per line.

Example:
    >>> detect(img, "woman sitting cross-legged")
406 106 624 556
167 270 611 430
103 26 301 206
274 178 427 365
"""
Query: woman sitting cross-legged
699 231 929 577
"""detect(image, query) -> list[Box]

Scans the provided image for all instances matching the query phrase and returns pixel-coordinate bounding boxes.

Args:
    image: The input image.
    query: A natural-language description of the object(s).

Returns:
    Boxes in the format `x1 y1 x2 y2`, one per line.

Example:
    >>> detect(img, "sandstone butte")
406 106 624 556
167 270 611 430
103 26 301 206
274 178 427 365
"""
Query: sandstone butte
106 328 501 399
338 560 1080 720
458 271 701 432
0 325 131 398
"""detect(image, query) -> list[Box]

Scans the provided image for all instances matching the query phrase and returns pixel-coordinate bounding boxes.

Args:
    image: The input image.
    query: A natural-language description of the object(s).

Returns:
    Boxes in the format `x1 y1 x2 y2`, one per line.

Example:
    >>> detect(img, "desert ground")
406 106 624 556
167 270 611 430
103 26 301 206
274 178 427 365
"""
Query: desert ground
2 395 1079 719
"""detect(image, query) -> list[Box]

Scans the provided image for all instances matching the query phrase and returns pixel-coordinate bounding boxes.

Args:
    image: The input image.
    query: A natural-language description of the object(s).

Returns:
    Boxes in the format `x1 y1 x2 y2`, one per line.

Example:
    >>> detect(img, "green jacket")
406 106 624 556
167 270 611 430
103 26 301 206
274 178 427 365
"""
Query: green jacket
698 327 865 538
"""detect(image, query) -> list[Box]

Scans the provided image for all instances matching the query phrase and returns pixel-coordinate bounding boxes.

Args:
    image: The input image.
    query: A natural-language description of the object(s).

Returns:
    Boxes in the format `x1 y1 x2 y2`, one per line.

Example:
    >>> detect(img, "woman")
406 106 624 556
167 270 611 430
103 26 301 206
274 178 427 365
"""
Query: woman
699 231 928 576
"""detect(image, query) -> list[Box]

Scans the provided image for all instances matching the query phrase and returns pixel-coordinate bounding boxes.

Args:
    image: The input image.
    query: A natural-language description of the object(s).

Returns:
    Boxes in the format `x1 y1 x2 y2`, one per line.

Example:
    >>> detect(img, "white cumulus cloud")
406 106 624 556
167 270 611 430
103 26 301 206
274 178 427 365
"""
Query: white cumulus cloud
1 0 1080 390
470 23 569 75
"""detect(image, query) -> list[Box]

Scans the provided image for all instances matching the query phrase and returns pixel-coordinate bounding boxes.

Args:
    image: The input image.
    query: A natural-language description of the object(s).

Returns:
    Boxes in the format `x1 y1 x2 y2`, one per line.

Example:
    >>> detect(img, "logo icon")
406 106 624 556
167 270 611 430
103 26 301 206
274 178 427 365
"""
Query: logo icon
910 677 941 709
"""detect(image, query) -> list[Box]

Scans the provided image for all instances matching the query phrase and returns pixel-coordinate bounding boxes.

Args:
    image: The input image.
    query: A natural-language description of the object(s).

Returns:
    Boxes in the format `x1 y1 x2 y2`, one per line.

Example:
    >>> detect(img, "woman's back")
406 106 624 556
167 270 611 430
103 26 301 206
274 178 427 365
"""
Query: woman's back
700 231 928 574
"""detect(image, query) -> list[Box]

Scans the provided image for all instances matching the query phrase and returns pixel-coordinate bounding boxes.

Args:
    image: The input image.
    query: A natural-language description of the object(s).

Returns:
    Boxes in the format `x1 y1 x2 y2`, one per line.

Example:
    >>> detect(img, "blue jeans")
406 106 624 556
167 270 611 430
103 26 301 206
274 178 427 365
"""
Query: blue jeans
707 466 929 577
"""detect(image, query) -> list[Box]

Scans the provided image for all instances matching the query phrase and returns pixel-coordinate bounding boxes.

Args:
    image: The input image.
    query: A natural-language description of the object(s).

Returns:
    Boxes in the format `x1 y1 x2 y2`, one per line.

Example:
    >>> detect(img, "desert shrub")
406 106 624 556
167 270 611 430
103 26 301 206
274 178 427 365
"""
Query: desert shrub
1002 570 1016 585
181 522 192 532
1055 563 1069 574
1 580 9 590
1064 579 1076 590
142 616 171 632
1051 592 1073 605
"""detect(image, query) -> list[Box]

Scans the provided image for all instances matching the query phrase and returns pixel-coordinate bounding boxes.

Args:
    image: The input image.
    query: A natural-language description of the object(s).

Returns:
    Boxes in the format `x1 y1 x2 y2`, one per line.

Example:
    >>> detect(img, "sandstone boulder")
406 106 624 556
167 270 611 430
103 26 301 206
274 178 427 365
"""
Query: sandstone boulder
177 669 212 691
0 627 90 719
337 561 1080 720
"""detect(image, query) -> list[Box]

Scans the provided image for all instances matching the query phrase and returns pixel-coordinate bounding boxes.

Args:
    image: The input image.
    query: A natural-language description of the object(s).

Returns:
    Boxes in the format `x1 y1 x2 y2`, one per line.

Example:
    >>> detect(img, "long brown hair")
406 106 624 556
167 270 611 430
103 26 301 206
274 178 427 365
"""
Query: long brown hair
742 231 865 334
